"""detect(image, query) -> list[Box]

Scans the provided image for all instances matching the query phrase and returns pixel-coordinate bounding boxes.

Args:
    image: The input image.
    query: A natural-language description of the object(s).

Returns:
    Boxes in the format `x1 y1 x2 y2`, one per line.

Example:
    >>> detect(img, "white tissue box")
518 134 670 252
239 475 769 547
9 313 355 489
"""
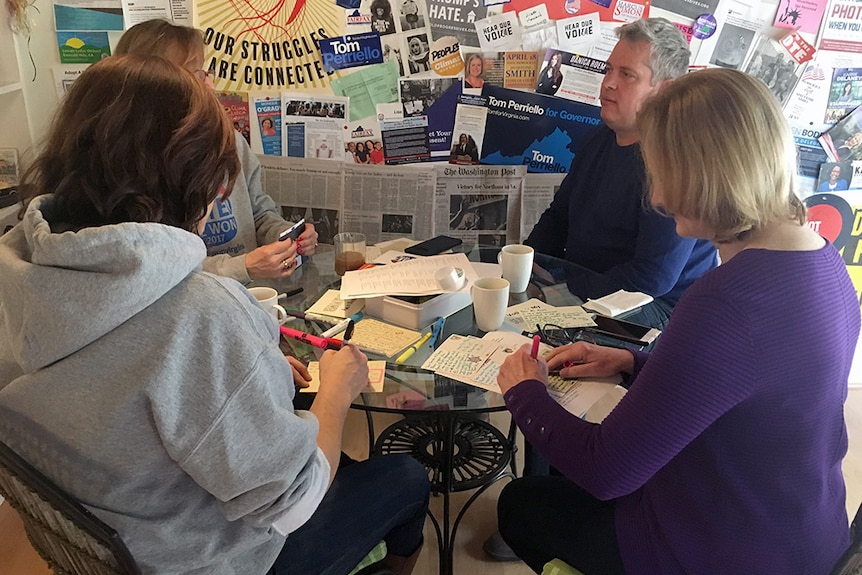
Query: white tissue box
365 291 472 330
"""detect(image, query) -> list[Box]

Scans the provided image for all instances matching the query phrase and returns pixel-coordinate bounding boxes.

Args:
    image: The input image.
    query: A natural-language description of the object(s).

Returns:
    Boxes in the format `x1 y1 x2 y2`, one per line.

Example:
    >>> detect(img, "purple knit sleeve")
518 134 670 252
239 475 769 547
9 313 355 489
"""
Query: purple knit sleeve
503 290 758 500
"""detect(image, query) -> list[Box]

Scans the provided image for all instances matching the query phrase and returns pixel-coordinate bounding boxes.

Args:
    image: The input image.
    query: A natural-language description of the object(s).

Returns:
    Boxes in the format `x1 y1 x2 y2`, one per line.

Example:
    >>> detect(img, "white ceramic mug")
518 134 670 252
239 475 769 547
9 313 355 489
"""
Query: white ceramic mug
498 244 534 293
248 287 288 325
471 277 510 332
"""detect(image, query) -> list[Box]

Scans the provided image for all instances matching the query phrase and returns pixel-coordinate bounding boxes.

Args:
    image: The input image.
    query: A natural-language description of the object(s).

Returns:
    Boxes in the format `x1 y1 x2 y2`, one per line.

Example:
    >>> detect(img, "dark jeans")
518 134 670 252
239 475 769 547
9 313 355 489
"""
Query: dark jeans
498 476 626 574
619 298 673 331
269 454 430 575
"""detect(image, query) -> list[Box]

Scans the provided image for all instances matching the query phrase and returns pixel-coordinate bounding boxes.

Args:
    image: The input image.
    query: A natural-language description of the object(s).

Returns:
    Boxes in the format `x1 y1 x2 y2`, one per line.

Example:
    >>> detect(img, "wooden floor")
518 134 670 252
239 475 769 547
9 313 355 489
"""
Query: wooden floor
4 389 862 575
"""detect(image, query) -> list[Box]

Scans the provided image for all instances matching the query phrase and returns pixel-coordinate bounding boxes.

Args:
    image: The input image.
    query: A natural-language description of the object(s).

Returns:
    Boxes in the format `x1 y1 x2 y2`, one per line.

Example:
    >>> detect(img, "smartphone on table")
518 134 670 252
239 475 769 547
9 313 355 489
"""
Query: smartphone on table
404 235 463 256
584 315 661 346
278 218 306 267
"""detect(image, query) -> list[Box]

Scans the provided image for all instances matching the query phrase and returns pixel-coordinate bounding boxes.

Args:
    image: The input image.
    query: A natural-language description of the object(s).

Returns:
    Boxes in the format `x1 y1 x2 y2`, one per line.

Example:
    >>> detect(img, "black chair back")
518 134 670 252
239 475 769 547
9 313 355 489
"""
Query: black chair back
0 441 141 575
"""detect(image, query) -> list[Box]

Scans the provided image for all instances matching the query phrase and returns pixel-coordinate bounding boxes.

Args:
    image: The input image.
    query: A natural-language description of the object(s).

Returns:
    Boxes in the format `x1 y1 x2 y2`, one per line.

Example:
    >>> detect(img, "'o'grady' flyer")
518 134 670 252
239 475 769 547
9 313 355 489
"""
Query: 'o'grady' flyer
253 96 282 156
480 85 602 173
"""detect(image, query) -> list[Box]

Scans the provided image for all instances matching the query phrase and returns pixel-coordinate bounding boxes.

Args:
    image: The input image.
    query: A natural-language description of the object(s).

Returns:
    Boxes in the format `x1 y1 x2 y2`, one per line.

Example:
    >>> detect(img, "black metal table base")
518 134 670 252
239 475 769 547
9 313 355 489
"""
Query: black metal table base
372 414 516 575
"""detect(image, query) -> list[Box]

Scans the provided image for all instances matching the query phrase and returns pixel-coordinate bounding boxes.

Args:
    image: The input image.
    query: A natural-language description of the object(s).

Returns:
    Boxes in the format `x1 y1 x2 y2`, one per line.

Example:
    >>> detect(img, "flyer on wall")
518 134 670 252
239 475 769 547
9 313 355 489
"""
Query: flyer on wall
479 85 602 173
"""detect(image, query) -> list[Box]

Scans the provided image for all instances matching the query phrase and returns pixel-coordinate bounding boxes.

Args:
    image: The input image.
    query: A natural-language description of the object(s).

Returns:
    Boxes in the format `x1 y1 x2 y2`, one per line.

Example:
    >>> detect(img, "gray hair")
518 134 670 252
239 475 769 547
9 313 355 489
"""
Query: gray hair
616 18 690 84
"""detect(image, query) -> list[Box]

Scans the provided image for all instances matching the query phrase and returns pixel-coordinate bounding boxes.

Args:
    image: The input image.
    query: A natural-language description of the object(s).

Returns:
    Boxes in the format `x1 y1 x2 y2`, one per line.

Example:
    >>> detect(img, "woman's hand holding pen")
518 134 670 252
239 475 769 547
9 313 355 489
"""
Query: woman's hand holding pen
545 342 634 379
497 344 548 395
317 344 369 405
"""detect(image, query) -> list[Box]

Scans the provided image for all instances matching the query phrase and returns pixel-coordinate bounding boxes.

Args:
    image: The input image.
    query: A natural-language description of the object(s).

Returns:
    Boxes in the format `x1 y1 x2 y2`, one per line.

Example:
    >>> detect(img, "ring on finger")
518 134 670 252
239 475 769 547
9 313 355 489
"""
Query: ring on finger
282 259 292 269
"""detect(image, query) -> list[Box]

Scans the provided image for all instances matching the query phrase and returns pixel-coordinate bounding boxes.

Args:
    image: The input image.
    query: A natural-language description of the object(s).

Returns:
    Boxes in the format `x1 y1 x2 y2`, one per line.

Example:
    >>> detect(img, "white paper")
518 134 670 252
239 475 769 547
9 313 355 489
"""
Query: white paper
583 290 653 317
518 4 550 30
556 14 600 54
475 12 523 51
340 253 479 298
121 0 173 27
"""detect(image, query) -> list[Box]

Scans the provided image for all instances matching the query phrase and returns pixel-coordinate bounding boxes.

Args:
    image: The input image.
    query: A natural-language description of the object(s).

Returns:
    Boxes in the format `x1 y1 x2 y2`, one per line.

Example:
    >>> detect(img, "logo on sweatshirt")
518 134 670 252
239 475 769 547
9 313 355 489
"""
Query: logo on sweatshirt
201 198 239 249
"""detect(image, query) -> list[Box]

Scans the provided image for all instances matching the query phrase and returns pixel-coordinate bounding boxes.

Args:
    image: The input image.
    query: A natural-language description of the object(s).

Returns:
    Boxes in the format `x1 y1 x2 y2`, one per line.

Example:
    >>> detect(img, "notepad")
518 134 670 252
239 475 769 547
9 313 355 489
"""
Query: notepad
583 290 653 317
300 361 386 393
332 318 422 358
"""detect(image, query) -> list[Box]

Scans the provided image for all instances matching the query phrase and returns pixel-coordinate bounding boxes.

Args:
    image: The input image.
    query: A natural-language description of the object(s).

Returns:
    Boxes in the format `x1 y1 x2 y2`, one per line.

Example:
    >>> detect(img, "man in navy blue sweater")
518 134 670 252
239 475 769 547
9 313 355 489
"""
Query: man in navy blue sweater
525 18 717 330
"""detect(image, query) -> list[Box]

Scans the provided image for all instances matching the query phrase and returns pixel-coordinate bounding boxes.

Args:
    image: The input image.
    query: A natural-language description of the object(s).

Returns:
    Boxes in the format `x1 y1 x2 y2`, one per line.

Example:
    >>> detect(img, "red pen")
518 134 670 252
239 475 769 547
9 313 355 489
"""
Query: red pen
530 334 540 359
280 326 343 350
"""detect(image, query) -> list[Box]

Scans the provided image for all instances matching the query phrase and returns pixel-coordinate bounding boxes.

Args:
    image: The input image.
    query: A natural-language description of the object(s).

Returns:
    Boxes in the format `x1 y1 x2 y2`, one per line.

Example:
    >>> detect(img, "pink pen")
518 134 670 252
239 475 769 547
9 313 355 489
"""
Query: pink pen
280 326 342 350
531 334 540 360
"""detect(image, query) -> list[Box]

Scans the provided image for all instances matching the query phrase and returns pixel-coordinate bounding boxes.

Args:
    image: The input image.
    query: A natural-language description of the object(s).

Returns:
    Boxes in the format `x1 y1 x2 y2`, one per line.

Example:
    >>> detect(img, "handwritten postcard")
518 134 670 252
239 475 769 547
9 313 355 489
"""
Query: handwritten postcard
300 360 387 393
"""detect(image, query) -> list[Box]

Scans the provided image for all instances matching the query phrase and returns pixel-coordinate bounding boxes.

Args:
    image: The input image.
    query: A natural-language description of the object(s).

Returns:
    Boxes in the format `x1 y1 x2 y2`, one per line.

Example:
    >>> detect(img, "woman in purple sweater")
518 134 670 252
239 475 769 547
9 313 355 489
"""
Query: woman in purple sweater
496 68 860 574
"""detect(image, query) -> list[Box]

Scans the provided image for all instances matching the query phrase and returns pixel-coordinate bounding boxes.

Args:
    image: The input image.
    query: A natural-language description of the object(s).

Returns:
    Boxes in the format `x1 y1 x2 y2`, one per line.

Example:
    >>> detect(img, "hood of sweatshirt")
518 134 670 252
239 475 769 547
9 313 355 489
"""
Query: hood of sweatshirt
0 195 207 373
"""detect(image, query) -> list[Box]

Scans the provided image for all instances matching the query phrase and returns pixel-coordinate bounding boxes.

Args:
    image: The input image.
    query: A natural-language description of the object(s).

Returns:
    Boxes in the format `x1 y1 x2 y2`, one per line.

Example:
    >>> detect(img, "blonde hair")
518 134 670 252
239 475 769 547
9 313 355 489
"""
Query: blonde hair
115 19 204 68
637 68 805 243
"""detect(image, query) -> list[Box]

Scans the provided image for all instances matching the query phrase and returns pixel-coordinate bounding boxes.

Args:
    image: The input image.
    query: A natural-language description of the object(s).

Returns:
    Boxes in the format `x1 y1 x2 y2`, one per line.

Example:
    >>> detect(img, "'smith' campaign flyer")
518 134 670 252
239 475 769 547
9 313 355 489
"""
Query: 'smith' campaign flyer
479 85 602 173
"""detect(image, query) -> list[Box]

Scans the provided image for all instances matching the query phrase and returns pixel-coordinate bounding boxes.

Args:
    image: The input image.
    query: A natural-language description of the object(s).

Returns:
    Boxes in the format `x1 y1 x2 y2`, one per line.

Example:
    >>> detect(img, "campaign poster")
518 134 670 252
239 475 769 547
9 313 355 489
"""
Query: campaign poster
825 68 862 123
254 96 282 156
426 0 494 48
196 0 346 92
217 91 251 145
479 85 602 173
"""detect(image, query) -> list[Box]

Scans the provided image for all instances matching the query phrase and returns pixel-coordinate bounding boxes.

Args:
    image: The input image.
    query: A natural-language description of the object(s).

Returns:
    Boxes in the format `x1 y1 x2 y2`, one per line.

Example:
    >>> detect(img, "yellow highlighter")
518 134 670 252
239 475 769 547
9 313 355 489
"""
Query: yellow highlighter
395 331 433 364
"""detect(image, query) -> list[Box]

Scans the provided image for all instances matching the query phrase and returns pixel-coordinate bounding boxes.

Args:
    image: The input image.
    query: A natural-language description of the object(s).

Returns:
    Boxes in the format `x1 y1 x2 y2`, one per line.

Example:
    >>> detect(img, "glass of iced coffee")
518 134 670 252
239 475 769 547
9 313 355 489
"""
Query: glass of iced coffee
334 232 366 276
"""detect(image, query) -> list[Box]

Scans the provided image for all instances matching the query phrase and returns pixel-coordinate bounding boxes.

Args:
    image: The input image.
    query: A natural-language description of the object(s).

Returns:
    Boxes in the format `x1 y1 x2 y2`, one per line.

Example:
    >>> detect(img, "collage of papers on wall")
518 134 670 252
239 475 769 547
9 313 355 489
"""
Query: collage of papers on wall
45 0 862 303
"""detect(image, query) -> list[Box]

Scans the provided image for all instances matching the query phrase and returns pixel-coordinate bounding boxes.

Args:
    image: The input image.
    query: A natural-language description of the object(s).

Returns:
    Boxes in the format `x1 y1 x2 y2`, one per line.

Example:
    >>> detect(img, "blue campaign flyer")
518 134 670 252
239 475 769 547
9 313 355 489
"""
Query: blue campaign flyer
426 81 462 159
480 85 602 173
254 97 282 156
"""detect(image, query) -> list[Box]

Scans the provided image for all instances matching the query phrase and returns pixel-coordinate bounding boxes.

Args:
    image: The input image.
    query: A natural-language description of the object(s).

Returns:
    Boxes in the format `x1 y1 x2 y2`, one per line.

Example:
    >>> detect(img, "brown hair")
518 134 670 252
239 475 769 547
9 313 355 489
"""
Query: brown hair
637 68 805 243
115 18 204 68
20 54 239 232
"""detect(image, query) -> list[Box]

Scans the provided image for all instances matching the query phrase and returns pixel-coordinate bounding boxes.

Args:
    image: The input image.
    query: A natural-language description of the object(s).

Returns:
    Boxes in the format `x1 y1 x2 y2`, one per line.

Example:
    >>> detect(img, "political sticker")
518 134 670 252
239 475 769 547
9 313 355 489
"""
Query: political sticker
320 32 384 73
431 36 464 76
693 14 717 40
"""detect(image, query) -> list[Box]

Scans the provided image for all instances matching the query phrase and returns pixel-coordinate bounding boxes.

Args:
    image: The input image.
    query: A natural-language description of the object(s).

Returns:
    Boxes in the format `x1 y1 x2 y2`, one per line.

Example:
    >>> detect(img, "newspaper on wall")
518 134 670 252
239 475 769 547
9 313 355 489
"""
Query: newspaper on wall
433 164 526 248
520 172 566 243
259 155 344 245
341 163 436 244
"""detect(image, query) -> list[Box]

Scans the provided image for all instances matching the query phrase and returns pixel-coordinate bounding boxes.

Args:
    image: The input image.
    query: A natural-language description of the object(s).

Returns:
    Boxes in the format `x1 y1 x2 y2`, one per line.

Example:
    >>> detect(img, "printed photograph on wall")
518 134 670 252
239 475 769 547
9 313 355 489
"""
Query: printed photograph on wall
449 194 508 231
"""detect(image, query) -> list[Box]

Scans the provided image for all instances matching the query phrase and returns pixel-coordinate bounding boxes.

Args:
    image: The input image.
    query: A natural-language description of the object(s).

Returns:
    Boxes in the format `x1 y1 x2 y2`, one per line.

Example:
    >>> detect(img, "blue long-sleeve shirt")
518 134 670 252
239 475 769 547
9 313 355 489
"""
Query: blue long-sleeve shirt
505 241 859 574
525 125 716 305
